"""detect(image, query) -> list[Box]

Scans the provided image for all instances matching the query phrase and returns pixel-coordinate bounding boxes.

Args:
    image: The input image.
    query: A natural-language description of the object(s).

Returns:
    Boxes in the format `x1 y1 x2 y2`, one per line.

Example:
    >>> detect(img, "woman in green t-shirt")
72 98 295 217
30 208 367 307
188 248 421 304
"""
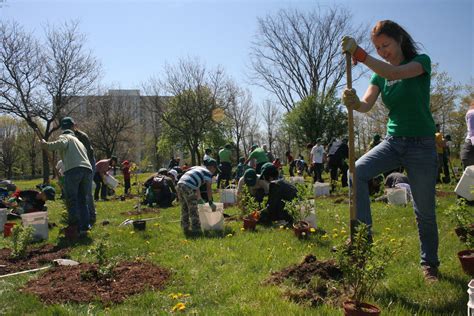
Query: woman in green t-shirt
341 20 439 281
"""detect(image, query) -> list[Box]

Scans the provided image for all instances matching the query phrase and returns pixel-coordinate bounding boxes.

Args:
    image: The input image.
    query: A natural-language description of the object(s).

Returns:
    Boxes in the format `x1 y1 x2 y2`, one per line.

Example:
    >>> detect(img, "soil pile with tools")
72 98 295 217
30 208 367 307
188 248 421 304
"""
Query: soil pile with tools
0 244 70 275
120 207 161 216
265 254 344 306
22 261 171 304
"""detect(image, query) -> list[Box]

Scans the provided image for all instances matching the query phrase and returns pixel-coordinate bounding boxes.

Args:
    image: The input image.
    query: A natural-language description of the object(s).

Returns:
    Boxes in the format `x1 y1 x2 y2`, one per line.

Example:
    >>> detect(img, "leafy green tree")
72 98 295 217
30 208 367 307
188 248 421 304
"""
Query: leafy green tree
284 95 347 146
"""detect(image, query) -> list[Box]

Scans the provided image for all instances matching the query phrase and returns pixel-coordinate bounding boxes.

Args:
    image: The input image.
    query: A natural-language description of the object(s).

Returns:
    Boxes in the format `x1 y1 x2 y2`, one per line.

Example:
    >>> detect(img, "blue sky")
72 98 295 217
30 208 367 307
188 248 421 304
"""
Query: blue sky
1 0 472 107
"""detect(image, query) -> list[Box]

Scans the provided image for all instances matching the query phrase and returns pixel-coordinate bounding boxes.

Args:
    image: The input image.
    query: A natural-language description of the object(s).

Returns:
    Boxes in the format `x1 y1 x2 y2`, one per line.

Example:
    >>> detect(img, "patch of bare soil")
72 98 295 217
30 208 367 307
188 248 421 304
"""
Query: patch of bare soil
265 254 344 307
436 191 456 197
22 261 171 305
0 244 70 275
120 207 161 216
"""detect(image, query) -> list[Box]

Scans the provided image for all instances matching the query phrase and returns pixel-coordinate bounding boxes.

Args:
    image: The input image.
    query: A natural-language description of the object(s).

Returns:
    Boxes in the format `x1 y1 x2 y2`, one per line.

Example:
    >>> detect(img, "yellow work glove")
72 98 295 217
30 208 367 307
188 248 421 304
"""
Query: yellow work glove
341 36 367 63
342 88 361 111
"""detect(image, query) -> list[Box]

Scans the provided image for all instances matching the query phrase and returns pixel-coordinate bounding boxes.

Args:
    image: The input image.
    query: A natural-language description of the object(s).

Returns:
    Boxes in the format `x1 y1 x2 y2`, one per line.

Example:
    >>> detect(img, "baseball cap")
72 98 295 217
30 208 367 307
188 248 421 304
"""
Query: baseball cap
122 160 129 166
158 168 168 175
260 162 278 180
243 168 257 186
203 158 220 171
168 169 178 181
250 144 258 151
42 186 56 200
60 117 75 130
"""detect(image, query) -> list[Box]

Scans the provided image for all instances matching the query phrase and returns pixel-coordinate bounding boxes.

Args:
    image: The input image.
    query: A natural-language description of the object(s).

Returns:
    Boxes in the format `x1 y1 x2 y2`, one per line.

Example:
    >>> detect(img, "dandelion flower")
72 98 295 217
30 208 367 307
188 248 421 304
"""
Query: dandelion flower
385 227 391 231
321 234 329 239
226 233 233 237
332 233 338 238
310 228 316 233
340 229 347 234
390 238 396 243
184 255 190 259
240 227 245 231
145 241 150 244
286 246 293 250
172 302 186 312
154 223 160 227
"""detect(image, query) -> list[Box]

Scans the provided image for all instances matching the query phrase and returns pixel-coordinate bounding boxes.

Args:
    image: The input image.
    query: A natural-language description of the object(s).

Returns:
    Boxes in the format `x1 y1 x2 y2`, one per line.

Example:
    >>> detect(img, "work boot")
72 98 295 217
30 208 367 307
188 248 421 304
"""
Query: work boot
422 265 439 282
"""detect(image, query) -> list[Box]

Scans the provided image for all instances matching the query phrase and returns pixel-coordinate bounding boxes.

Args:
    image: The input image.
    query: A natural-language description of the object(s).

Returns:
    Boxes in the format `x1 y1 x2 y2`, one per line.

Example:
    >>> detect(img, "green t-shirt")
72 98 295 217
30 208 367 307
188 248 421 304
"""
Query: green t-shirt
219 148 232 163
248 148 269 164
369 54 435 137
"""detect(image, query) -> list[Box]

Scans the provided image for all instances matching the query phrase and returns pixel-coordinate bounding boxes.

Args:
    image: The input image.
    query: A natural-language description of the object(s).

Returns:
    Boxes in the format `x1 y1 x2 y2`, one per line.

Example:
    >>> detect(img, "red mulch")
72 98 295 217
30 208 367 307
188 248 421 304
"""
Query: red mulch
120 207 161 216
22 261 171 304
265 254 344 306
0 244 70 275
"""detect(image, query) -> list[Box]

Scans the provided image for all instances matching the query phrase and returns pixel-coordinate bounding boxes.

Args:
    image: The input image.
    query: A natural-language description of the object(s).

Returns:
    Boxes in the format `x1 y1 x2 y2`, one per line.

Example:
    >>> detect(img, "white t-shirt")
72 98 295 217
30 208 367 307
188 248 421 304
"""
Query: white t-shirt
310 145 325 164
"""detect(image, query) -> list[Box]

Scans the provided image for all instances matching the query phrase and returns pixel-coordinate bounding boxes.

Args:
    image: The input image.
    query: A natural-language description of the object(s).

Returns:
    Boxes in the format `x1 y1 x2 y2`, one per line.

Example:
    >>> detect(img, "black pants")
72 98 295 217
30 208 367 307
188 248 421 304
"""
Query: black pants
461 141 474 170
93 172 107 200
312 163 324 183
437 153 450 183
327 158 348 187
217 162 232 189
124 178 131 195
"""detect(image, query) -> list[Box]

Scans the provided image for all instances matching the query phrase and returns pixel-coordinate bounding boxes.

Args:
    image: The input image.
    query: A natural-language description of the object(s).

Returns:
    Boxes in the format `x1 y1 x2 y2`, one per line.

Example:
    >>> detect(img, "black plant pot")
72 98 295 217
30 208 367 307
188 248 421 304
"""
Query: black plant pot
133 220 146 231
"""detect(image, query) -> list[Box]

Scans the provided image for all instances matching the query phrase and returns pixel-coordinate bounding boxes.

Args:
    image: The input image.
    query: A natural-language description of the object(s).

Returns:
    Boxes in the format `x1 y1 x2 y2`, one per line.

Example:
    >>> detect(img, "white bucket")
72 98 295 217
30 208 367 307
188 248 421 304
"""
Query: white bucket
104 174 119 189
468 279 474 316
288 176 305 184
0 208 7 233
220 186 237 204
313 182 330 197
455 166 474 201
21 211 48 240
387 187 407 206
198 202 224 231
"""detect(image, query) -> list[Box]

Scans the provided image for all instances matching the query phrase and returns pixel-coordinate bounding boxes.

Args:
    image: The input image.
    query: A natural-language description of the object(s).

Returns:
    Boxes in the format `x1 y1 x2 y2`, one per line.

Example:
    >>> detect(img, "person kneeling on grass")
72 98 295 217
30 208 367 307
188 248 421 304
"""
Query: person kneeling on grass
258 162 297 225
176 158 219 236
143 168 177 208
5 186 55 217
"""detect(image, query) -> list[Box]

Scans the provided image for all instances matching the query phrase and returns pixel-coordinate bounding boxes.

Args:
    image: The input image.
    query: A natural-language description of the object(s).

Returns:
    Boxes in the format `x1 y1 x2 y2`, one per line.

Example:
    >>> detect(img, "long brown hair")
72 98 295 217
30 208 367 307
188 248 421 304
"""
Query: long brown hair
371 20 420 60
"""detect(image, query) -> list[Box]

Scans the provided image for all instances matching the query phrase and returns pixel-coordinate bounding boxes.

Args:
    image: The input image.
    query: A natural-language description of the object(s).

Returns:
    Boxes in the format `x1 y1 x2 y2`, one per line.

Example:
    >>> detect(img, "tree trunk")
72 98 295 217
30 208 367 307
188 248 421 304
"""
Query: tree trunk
42 149 50 184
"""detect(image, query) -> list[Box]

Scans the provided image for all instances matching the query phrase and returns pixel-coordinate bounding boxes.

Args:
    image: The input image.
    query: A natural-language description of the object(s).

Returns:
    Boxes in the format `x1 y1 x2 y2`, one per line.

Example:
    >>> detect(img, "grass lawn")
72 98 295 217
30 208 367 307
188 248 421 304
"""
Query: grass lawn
0 173 470 315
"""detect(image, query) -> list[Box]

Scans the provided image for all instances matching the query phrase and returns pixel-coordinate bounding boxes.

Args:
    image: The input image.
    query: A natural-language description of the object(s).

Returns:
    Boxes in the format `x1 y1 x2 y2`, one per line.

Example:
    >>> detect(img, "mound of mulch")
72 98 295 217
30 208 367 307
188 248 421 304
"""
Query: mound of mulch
265 254 344 306
0 244 70 275
120 207 161 216
22 261 171 304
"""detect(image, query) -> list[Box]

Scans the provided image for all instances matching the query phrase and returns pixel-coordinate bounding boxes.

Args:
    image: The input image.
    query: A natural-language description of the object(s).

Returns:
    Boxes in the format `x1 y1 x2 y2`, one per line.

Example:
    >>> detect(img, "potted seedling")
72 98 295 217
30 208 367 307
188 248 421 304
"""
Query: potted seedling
133 178 146 231
240 186 260 231
284 184 312 238
444 199 474 242
458 235 474 276
338 223 392 316
60 208 79 241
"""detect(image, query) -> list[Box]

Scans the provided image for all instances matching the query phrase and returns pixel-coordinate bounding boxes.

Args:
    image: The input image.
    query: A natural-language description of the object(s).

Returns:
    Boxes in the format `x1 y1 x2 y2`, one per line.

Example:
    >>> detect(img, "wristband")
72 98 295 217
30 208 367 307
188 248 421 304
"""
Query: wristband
353 46 368 62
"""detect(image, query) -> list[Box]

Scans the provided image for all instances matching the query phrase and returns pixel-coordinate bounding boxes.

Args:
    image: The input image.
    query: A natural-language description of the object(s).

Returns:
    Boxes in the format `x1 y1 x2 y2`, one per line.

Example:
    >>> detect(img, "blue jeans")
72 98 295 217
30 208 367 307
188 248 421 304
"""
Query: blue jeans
355 136 439 267
88 158 96 223
64 167 92 232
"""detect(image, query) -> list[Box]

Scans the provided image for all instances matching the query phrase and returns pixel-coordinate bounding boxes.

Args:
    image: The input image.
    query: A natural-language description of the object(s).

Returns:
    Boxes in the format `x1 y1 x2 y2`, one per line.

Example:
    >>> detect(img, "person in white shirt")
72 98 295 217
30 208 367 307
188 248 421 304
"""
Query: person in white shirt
310 138 326 183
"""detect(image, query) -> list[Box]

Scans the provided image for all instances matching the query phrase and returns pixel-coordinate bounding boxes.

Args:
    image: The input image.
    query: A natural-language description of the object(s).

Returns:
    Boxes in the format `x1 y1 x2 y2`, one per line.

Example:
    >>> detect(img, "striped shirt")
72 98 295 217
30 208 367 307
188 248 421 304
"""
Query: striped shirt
178 166 213 190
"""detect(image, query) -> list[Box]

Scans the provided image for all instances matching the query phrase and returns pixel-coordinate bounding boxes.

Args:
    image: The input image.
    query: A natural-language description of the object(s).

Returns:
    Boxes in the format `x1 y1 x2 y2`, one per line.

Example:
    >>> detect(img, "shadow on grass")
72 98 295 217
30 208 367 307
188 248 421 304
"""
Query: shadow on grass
376 272 467 314
56 235 93 249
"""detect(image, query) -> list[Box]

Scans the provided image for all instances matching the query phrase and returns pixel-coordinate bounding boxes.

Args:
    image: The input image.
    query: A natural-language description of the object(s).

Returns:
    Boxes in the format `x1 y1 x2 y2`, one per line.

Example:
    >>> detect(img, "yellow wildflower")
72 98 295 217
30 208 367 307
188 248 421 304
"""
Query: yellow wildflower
226 233 233 237
184 255 190 259
310 227 316 233
130 231 135 235
332 233 338 238
279 225 284 229
321 234 329 239
240 227 245 231
172 302 186 312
